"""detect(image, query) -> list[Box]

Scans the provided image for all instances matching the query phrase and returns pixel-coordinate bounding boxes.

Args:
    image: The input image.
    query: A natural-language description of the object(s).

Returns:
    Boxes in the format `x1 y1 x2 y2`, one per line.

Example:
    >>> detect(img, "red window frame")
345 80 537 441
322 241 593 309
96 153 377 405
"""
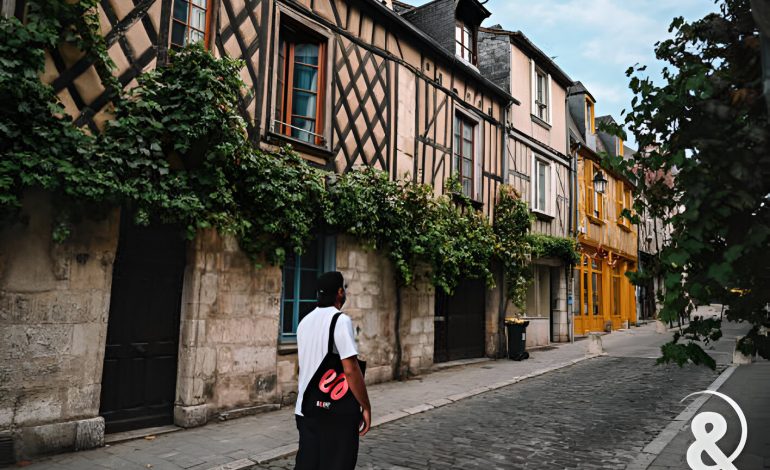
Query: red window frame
170 0 212 49
276 23 327 147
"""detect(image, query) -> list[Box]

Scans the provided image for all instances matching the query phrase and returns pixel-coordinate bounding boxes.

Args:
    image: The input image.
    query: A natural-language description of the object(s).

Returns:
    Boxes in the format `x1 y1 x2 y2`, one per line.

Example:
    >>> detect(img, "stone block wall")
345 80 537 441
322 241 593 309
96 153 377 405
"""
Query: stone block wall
276 237 437 402
397 266 435 376
0 190 119 458
335 236 398 384
550 266 569 342
175 229 282 426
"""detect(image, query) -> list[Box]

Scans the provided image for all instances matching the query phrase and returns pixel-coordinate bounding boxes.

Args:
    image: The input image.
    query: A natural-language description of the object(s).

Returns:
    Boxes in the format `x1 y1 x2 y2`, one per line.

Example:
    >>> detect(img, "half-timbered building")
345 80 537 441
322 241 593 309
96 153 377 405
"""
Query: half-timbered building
567 83 639 335
0 0 515 460
477 26 573 346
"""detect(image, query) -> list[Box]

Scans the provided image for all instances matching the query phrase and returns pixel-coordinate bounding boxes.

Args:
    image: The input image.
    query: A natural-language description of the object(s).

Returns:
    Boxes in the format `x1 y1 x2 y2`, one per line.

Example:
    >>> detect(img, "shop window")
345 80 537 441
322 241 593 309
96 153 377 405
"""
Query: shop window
280 235 336 342
611 262 621 317
171 0 211 49
591 258 602 316
275 21 327 146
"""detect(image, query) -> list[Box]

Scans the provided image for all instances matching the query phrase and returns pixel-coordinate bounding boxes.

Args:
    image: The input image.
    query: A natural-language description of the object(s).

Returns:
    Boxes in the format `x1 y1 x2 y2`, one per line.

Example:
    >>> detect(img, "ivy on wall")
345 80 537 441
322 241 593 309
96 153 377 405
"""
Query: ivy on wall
0 4 571 300
528 234 581 266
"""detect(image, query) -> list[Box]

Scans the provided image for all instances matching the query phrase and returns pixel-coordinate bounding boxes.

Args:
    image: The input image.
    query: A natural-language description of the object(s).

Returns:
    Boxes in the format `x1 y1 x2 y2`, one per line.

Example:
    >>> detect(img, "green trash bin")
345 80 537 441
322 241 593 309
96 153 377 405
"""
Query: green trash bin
505 319 530 361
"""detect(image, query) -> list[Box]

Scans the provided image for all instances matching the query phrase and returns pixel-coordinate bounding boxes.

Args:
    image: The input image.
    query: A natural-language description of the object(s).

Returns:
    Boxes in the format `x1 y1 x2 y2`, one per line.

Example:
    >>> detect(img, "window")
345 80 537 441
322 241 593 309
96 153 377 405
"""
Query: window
453 113 476 198
530 64 550 123
280 235 336 341
615 181 624 225
585 98 595 134
616 138 624 156
585 161 604 220
611 261 621 317
2 0 26 19
276 22 327 146
591 258 602 316
533 157 550 213
171 0 211 49
578 254 602 318
455 21 475 64
616 182 633 228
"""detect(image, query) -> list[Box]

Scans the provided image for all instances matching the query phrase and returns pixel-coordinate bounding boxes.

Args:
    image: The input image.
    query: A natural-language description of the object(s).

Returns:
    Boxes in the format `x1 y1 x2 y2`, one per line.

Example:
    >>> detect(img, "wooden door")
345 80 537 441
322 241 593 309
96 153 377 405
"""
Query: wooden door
99 214 186 434
434 278 486 363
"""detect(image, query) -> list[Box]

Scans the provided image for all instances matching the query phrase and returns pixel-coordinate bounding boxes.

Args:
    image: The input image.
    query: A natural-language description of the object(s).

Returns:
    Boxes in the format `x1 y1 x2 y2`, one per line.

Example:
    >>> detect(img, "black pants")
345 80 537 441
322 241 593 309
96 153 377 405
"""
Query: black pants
295 414 360 470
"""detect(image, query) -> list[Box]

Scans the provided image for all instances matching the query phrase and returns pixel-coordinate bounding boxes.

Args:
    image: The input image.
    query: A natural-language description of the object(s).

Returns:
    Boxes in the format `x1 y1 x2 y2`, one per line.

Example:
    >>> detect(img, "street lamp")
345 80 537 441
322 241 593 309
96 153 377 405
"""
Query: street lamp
593 170 608 194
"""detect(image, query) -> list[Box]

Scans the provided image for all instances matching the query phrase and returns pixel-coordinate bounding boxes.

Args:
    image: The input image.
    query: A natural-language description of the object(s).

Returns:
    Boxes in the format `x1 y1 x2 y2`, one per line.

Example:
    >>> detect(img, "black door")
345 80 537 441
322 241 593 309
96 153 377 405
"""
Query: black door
434 278 486 363
99 214 186 434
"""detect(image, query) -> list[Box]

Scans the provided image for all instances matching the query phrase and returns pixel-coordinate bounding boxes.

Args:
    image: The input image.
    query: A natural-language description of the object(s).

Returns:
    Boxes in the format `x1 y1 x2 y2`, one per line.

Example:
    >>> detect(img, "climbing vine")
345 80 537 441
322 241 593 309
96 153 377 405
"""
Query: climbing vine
0 2 114 240
528 234 580 266
492 186 535 308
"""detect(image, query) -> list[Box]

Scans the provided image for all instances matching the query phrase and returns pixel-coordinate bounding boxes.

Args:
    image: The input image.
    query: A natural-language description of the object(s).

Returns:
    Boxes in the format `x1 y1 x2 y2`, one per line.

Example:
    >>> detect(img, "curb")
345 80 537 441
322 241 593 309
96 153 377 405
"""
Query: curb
624 364 738 470
207 352 604 469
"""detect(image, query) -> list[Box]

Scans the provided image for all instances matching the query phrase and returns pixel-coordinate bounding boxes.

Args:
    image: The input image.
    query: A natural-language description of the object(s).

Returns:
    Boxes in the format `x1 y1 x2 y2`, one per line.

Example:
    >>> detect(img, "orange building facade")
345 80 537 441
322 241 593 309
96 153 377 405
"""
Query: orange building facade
568 86 638 335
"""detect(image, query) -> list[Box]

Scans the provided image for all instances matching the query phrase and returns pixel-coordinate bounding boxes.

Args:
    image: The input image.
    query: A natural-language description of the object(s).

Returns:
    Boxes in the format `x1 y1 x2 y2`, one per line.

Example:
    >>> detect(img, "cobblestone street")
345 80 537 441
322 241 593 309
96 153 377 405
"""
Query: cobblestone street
260 357 719 469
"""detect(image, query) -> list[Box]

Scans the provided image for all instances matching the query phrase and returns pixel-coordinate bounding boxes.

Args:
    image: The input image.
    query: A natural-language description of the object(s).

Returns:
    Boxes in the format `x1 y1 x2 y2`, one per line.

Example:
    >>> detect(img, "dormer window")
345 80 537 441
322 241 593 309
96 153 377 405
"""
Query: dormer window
455 21 475 64
616 138 624 156
585 98 595 134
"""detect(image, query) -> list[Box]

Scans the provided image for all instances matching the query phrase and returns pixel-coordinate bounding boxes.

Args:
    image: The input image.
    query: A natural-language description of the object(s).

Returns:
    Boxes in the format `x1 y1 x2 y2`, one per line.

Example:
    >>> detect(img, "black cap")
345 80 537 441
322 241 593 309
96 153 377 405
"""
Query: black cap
317 271 344 298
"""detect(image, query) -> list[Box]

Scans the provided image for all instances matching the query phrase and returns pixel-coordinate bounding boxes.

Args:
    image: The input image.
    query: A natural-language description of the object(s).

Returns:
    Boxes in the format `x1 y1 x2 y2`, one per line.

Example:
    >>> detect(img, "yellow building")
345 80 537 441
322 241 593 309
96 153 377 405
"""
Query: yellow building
568 85 638 334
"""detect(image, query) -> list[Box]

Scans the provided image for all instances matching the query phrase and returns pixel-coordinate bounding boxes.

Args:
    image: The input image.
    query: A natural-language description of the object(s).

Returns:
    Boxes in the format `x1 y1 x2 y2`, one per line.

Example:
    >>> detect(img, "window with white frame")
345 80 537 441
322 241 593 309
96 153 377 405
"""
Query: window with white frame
533 157 551 214
535 69 548 121
455 21 475 64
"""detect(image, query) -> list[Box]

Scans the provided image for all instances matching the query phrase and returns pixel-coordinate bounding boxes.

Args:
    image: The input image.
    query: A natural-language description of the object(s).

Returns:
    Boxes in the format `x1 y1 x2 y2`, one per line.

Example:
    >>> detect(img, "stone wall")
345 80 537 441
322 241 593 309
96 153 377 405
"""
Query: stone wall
397 266 435 376
0 190 119 458
276 237 438 400
175 229 283 427
484 267 504 358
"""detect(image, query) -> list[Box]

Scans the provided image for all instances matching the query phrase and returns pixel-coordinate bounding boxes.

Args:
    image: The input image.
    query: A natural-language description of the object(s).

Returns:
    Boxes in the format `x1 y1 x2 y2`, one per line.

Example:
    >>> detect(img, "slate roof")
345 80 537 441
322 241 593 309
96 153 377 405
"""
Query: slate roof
569 81 597 103
479 26 573 88
354 0 516 104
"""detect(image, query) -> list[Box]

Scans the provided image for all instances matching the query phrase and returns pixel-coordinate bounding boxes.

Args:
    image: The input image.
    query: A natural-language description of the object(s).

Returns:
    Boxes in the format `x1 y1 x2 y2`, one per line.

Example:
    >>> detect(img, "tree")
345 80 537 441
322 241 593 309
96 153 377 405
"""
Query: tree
608 0 770 368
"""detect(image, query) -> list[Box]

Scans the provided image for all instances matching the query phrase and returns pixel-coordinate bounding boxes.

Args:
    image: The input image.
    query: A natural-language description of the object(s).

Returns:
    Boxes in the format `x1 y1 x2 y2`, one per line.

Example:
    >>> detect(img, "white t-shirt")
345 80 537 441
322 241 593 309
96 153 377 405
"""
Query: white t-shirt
295 306 358 416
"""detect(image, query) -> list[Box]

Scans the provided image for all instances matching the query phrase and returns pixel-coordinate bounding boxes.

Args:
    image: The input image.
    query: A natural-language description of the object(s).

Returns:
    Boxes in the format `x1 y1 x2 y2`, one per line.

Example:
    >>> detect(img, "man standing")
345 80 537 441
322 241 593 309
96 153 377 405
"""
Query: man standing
295 271 371 470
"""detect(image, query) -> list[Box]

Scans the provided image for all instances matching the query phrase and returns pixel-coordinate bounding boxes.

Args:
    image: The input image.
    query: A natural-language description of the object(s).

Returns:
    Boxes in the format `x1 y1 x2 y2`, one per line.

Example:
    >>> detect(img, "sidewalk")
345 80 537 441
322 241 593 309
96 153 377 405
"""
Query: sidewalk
25 324 661 470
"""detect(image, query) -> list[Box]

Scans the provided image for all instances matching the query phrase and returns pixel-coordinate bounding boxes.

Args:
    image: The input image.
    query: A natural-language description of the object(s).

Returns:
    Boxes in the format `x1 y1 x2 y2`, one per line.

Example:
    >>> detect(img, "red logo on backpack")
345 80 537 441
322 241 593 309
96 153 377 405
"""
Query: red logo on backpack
318 369 349 400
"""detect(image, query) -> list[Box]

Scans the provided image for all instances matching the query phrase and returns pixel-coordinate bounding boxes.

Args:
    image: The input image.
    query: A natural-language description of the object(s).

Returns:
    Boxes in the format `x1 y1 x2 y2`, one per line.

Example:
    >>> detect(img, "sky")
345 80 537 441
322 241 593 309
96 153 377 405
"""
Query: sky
412 0 721 147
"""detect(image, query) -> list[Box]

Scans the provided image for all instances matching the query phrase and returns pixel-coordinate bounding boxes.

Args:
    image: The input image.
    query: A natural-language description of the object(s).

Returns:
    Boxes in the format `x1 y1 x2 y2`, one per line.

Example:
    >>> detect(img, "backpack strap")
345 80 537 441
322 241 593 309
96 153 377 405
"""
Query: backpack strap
328 311 344 355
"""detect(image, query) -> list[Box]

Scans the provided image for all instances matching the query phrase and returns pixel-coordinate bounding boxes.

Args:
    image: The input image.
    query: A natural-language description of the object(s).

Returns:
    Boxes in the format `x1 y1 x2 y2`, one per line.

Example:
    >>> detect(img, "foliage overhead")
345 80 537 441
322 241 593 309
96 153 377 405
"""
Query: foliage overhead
606 0 770 365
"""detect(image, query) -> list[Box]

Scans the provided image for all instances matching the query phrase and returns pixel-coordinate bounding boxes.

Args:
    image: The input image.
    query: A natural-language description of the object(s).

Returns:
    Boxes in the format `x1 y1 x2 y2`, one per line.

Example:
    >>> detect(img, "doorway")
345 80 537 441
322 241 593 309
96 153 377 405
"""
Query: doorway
99 213 187 433
434 278 486 363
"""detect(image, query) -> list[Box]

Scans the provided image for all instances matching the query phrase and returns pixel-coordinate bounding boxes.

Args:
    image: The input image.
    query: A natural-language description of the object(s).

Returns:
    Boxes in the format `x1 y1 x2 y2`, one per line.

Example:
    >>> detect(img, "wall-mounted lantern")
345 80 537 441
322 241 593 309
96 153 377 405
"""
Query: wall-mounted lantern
593 171 608 194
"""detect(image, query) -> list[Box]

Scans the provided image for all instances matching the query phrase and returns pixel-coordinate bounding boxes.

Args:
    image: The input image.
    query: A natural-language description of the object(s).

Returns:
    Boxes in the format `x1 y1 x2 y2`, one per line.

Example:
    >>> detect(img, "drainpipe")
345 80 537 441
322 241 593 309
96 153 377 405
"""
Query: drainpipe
569 142 581 344
498 103 511 358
